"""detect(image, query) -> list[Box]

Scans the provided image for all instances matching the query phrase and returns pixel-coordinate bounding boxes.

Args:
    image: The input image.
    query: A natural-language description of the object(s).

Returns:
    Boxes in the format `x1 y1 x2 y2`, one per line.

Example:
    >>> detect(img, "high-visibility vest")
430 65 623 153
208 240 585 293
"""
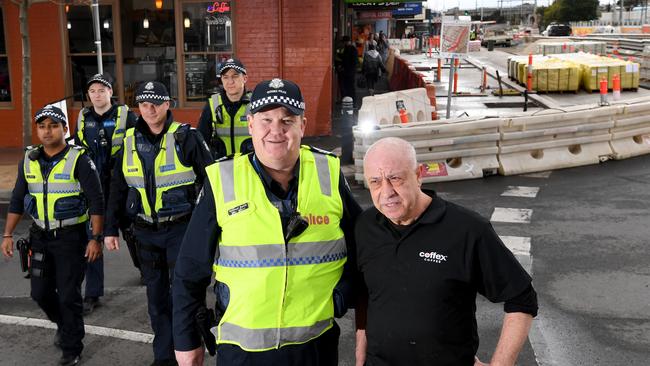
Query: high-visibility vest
76 105 129 156
122 122 196 223
208 92 251 156
207 146 346 351
23 146 89 230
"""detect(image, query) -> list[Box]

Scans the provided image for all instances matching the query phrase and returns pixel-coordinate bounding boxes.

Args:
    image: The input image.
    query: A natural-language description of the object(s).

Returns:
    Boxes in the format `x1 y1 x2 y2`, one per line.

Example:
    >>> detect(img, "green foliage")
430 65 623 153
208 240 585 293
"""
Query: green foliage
544 0 599 23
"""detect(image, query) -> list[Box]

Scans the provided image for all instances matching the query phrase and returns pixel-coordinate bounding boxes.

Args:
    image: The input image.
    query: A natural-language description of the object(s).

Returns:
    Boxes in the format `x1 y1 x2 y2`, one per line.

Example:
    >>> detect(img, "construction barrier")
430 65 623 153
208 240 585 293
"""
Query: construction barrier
357 88 435 126
609 100 650 159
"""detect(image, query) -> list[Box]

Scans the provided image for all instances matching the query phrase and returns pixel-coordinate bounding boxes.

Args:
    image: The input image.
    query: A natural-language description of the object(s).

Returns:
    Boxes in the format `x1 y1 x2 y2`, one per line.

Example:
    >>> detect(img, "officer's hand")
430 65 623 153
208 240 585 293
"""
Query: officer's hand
355 329 367 366
85 240 103 263
1 237 14 258
175 347 205 366
105 236 120 251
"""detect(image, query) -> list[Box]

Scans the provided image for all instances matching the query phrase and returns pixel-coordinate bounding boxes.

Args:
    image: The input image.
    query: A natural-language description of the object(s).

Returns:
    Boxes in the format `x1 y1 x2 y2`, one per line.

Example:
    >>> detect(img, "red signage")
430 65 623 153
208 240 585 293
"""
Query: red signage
207 1 230 13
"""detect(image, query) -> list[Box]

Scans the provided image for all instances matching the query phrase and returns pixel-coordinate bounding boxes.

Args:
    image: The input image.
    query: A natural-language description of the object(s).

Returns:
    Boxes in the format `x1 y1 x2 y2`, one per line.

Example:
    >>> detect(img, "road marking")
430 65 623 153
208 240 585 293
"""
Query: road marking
491 207 533 224
0 314 153 343
521 171 552 178
501 186 539 198
499 235 531 256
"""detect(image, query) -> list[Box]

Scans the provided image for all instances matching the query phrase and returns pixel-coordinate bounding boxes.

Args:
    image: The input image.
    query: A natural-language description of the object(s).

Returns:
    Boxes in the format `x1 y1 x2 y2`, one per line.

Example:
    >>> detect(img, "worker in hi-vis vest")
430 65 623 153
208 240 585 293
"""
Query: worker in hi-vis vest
173 78 363 366
197 58 252 159
104 81 213 366
2 105 104 366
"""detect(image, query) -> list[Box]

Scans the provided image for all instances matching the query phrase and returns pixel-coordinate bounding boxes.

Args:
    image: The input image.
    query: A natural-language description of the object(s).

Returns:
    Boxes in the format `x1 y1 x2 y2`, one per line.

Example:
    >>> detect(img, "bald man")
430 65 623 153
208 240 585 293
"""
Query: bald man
354 137 538 366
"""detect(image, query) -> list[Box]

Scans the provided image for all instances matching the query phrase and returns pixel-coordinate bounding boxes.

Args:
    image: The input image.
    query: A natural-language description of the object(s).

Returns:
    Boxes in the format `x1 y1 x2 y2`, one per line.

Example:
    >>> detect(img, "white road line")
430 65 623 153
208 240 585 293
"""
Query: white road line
521 171 552 179
0 314 153 343
499 235 531 256
501 186 540 198
491 207 533 224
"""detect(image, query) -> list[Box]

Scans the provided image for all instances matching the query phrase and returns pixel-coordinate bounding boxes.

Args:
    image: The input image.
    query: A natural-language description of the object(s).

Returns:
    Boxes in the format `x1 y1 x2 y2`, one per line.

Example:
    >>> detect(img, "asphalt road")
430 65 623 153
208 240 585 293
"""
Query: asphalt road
2 153 650 365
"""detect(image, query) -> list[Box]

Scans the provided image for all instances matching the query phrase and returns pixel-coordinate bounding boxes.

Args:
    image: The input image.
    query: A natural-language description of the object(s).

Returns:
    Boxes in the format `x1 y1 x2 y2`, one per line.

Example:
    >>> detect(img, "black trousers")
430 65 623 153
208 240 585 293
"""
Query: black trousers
215 321 340 366
29 223 87 358
134 221 187 361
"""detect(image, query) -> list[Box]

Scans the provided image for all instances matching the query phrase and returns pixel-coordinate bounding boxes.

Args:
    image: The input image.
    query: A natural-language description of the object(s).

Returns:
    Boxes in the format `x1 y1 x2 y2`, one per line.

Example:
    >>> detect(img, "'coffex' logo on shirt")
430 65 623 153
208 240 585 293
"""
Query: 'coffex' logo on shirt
419 251 448 263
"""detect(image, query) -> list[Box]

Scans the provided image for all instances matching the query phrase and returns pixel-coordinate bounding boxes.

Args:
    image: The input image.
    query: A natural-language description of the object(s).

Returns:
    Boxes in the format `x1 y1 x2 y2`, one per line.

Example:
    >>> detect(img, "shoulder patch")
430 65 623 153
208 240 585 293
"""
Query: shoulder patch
24 145 40 152
305 145 337 157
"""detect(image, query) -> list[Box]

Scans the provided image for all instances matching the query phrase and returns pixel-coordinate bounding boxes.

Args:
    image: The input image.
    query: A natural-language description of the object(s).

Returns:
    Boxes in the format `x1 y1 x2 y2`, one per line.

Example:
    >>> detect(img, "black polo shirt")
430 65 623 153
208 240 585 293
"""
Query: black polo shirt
355 190 534 366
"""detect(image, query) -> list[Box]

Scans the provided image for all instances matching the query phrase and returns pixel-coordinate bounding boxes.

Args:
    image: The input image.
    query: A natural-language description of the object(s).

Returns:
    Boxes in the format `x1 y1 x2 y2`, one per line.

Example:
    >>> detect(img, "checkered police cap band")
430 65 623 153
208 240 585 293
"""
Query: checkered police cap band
35 109 67 124
135 93 171 102
87 74 112 89
249 95 305 112
219 64 247 75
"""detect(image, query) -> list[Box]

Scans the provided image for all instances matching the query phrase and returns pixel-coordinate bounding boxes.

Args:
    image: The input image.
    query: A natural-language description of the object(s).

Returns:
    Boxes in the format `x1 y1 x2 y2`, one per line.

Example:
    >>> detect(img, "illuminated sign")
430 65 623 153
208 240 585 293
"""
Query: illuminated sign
207 1 230 13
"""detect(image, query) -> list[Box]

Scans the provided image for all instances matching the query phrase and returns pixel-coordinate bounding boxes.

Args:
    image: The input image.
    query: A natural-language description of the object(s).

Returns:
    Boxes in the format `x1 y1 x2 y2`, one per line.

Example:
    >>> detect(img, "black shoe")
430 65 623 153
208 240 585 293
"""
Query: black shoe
82 296 99 315
59 354 81 366
53 330 62 349
150 360 177 366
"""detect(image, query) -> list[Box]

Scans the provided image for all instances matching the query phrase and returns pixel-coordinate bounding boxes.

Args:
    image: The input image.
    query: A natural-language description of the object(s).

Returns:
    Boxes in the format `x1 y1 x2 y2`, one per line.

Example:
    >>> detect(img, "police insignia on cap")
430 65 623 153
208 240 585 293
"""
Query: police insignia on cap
226 58 234 63
269 78 284 89
145 82 154 90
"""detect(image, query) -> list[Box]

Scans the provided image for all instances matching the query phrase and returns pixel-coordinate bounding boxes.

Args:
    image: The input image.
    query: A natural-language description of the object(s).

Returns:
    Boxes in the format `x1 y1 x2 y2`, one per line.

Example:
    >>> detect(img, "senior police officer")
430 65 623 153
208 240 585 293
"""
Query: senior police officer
2 105 104 366
73 73 139 314
104 81 213 366
197 58 252 159
173 78 362 366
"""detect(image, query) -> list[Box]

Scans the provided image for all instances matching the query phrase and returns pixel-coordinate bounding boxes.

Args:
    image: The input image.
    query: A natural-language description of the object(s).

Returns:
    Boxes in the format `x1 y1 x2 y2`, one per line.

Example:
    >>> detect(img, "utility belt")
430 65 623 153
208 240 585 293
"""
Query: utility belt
30 222 86 239
134 240 176 271
133 212 191 231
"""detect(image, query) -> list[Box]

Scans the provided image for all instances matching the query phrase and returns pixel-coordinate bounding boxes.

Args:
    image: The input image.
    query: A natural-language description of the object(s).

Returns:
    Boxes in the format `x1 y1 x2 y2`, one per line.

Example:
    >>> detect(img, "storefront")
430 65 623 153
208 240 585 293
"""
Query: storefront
0 0 332 148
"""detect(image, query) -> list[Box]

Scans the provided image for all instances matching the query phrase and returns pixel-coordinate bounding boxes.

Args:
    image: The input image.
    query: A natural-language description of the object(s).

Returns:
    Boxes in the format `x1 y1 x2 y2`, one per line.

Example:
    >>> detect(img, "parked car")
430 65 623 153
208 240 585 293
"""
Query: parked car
543 24 572 37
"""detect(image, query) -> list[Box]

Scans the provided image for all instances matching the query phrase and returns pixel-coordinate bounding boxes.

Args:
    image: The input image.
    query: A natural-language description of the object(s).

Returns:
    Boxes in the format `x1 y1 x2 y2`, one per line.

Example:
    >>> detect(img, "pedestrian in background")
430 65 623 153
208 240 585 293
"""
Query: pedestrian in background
340 36 359 100
73 73 139 314
173 78 362 366
362 44 387 96
355 137 538 366
2 105 104 366
104 81 213 366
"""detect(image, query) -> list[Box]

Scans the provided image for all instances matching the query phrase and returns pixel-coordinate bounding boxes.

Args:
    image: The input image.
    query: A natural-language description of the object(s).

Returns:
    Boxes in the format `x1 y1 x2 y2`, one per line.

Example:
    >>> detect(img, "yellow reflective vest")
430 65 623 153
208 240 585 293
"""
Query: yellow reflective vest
209 92 251 156
76 105 129 156
206 147 346 351
23 146 89 230
122 122 196 223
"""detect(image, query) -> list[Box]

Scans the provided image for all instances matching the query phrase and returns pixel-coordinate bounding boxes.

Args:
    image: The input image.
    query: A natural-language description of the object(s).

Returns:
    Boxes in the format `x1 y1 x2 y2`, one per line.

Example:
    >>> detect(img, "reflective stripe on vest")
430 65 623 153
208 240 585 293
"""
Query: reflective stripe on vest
208 93 250 155
122 122 196 222
77 105 129 156
24 147 88 230
207 147 345 351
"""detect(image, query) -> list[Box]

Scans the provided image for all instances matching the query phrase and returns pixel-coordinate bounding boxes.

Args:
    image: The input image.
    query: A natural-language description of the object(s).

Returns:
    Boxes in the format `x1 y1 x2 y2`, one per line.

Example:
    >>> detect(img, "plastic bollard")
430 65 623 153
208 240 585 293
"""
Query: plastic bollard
612 74 621 101
453 58 459 94
599 77 609 106
399 108 409 123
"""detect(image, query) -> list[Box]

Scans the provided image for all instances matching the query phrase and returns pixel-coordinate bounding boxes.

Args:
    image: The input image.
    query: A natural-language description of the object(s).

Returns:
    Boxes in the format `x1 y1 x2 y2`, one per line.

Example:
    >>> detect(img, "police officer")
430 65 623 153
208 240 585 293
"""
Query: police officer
173 79 362 366
104 81 213 366
1 105 104 366
197 58 252 159
73 73 138 314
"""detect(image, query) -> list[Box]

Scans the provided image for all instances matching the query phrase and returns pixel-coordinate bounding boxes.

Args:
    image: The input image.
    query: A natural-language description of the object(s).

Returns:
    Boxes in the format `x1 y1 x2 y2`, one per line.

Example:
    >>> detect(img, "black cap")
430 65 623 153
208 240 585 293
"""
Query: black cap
218 58 247 76
249 78 305 115
86 73 113 90
135 81 171 105
34 105 67 125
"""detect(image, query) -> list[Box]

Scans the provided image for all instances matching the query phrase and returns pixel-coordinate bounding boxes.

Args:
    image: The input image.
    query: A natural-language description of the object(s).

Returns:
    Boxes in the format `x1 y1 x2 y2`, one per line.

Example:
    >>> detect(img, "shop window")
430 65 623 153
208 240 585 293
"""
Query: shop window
66 4 116 102
121 0 177 106
181 1 233 102
0 8 11 102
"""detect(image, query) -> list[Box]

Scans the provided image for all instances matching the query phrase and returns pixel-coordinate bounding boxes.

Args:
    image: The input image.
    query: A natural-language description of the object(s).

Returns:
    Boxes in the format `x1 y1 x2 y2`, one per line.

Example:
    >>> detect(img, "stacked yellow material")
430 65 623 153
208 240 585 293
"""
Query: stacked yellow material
553 53 640 91
529 58 581 92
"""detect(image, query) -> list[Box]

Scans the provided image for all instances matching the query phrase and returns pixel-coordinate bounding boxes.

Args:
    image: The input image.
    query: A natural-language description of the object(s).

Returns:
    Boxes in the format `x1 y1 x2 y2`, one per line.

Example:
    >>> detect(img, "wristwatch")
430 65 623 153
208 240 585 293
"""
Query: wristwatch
91 234 104 243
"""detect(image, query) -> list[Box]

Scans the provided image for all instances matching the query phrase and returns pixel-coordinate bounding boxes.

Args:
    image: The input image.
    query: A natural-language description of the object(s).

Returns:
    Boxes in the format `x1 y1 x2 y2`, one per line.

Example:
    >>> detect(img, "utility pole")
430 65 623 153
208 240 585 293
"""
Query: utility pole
619 0 624 26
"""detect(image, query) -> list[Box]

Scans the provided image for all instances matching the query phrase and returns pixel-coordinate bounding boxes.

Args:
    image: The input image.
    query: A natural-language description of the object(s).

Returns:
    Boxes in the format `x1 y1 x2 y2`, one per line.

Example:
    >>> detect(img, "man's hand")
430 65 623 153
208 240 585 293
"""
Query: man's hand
85 240 103 262
175 347 205 366
105 236 120 251
355 328 367 366
1 237 13 258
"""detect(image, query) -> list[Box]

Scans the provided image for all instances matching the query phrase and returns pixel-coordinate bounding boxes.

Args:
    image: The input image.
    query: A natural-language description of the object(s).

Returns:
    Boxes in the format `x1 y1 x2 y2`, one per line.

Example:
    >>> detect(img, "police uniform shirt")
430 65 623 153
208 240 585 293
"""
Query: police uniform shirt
196 88 250 154
9 145 104 217
103 111 213 236
354 189 538 366
172 151 363 353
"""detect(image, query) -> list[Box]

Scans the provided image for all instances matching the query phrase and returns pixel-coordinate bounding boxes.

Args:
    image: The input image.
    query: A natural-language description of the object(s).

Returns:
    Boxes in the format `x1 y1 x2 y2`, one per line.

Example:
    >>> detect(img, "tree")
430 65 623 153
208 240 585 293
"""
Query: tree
544 0 599 23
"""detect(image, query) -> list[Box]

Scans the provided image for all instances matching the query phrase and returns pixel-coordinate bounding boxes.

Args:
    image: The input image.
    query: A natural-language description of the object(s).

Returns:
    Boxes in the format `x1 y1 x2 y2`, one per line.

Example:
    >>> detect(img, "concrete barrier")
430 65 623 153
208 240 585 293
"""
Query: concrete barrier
357 88 435 128
609 101 650 159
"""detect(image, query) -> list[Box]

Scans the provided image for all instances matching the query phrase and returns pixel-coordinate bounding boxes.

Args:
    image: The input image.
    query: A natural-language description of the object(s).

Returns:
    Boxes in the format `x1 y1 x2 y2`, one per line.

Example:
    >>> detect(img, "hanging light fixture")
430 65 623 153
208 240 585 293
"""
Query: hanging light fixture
184 17 191 28
143 17 149 29
155 0 163 9
103 19 110 29
67 21 72 30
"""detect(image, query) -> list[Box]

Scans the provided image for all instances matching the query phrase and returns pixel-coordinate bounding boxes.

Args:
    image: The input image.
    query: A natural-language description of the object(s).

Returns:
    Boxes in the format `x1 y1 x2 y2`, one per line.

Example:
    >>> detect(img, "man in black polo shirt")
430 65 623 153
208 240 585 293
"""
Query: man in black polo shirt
355 137 538 366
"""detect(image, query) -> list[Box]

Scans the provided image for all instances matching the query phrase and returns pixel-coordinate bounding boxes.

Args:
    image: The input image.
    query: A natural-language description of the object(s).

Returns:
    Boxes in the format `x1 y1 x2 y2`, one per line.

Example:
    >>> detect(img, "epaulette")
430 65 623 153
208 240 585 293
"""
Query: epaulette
173 123 191 143
216 153 237 163
304 145 337 158
24 145 41 152
69 144 86 152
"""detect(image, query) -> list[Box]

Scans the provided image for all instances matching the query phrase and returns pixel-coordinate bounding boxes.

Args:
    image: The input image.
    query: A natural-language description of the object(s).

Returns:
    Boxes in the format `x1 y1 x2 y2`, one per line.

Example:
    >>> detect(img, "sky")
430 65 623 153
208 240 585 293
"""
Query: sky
425 0 614 11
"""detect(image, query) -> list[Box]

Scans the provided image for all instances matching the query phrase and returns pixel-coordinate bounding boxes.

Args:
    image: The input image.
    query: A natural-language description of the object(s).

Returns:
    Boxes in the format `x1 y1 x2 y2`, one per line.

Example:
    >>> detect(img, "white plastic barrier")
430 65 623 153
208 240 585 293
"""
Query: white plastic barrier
357 88 434 127
498 106 617 175
609 101 650 159
353 118 502 184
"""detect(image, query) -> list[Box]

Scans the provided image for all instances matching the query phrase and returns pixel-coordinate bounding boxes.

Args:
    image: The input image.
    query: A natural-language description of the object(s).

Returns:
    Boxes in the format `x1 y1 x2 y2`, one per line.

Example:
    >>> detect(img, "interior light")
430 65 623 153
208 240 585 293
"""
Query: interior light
143 18 149 29
155 0 163 9
67 21 72 30
103 20 110 29
184 17 191 28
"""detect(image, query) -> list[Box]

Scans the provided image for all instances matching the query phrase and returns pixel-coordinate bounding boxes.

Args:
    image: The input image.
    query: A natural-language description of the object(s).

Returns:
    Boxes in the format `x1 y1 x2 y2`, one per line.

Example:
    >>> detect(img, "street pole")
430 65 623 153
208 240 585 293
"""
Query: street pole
446 56 456 119
619 0 623 26
91 0 103 74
